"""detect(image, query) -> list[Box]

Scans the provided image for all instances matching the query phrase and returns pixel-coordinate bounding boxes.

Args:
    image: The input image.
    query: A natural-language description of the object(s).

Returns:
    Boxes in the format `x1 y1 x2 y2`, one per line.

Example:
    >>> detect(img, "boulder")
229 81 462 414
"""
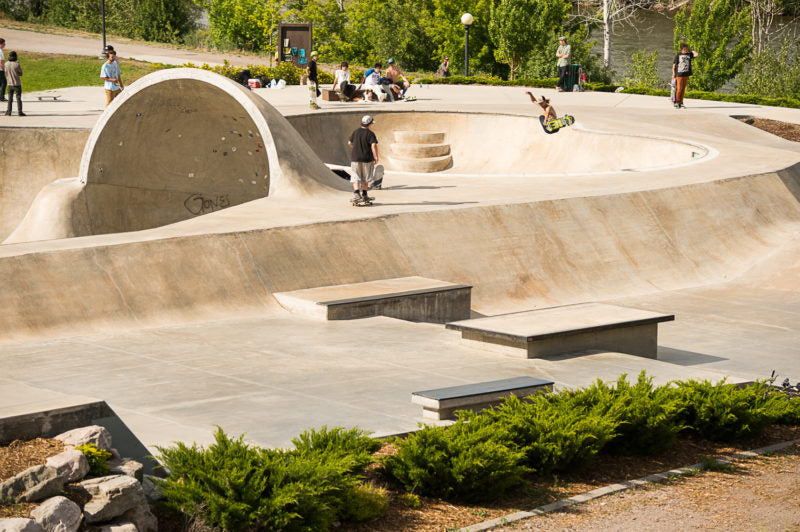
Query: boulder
141 476 163 503
108 459 143 483
120 504 158 532
94 522 137 532
78 476 145 524
0 518 46 532
46 450 89 483
53 426 112 451
29 496 82 532
0 466 64 503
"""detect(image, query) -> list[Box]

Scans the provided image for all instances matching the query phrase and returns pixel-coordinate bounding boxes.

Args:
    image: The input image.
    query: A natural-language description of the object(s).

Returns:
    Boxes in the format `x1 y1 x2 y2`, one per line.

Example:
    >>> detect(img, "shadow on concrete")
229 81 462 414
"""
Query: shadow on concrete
384 185 457 190
657 346 728 366
375 201 479 206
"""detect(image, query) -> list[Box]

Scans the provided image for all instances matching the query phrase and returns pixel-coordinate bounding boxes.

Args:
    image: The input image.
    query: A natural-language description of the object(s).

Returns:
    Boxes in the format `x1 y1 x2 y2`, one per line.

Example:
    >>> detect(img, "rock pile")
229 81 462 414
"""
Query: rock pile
0 425 159 532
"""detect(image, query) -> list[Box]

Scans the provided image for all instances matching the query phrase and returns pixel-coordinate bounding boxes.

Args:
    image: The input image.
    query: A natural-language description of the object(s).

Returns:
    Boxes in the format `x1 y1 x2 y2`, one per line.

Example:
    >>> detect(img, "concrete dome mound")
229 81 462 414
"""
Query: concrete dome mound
5 68 346 244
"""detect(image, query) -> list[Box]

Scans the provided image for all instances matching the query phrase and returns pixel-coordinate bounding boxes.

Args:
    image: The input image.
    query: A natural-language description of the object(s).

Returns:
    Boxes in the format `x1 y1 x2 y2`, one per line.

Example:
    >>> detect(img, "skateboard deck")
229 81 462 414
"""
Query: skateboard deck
539 114 574 134
351 197 373 207
403 95 417 102
370 164 384 189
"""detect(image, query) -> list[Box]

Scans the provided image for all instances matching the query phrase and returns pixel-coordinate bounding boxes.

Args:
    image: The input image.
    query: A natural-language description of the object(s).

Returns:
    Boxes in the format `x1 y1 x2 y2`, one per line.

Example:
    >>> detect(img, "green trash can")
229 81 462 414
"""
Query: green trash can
564 63 583 91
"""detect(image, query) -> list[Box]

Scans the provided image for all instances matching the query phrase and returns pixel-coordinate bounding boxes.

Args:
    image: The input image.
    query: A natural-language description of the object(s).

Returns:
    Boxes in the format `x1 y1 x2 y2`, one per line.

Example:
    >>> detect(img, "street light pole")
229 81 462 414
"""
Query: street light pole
461 13 473 77
101 0 107 56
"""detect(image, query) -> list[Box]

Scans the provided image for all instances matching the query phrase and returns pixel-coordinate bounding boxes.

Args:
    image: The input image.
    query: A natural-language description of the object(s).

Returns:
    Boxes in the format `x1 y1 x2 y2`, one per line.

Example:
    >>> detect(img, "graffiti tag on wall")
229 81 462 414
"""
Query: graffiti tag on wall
184 194 231 216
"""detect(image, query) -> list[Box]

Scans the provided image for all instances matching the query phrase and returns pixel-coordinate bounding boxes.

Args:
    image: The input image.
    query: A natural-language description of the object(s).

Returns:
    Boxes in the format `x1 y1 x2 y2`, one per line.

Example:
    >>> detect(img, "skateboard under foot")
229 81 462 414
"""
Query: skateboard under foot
540 114 575 134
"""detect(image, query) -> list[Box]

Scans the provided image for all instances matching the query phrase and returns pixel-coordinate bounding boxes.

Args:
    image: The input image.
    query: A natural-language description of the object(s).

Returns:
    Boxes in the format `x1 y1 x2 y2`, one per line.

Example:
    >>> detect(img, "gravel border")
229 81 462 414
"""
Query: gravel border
459 437 800 531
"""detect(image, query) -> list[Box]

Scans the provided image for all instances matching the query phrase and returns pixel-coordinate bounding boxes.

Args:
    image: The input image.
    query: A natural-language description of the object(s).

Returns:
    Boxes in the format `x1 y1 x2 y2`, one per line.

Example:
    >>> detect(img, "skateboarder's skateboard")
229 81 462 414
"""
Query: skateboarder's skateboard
351 197 373 207
369 164 384 189
539 114 575 134
403 95 417 102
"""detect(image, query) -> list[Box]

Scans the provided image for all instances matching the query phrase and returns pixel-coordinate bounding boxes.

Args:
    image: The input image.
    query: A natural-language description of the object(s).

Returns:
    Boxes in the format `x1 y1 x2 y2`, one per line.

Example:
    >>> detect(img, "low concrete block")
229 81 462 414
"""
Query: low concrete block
447 303 674 359
412 376 553 420
274 276 471 323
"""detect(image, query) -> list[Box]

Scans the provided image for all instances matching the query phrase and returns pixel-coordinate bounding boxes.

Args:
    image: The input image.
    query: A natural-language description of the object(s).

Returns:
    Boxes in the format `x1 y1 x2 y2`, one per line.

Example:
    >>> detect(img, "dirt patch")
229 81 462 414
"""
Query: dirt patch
0 438 64 482
736 116 800 142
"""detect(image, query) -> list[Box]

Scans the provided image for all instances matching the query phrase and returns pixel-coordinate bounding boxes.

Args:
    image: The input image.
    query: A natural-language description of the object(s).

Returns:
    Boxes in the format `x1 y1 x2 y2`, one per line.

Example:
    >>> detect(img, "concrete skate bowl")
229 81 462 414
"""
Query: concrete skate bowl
289 111 711 175
4 69 346 244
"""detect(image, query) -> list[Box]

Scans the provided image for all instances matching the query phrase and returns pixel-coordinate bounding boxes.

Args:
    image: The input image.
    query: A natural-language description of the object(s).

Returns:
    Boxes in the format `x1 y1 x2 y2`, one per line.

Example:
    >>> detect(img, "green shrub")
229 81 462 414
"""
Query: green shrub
674 380 784 441
397 492 421 509
418 75 558 88
341 483 389 522
292 425 381 475
622 49 664 90
381 421 528 502
464 394 617 474
571 372 683 455
155 427 361 531
771 394 800 425
75 443 112 476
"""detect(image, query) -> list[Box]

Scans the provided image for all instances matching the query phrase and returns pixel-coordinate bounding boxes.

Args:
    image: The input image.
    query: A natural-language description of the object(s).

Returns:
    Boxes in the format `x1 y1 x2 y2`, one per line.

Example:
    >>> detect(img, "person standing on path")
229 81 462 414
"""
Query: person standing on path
307 51 320 109
348 115 379 204
555 36 571 92
4 51 24 116
672 43 699 109
0 38 7 102
100 50 124 107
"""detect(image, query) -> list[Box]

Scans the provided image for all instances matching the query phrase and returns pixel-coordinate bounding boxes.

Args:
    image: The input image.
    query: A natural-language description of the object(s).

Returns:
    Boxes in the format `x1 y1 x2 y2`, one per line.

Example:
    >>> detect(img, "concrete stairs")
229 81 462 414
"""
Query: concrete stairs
389 131 452 173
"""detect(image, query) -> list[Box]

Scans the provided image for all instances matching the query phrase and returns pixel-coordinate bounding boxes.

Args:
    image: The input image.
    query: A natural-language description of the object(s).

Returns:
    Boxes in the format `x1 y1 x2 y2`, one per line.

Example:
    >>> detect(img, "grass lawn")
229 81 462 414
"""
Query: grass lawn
14 51 171 92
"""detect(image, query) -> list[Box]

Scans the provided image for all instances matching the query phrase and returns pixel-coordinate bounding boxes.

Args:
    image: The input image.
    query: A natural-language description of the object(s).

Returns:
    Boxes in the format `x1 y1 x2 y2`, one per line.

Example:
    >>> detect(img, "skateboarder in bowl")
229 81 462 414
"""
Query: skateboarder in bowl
348 115 379 205
526 91 557 122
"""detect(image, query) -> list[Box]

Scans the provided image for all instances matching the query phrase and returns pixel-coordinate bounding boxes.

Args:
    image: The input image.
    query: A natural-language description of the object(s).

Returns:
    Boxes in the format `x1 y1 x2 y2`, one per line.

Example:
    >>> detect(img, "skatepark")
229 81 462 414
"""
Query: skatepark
1 66 800 464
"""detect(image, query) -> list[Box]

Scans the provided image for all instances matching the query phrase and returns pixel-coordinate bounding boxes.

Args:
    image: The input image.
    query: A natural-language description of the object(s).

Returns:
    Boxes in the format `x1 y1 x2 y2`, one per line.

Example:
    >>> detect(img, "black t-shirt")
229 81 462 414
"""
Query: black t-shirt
674 52 693 77
308 60 318 82
349 127 378 162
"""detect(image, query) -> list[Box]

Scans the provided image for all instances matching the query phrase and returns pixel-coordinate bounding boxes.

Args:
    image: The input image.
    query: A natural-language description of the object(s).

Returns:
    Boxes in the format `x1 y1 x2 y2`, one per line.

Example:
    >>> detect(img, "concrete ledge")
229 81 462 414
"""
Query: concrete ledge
412 376 553 420
447 303 674 359
274 276 472 322
0 400 112 444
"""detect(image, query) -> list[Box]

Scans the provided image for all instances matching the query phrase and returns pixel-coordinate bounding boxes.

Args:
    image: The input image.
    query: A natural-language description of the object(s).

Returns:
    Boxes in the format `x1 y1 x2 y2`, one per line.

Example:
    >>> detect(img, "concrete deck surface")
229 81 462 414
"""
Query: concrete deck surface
1 33 800 454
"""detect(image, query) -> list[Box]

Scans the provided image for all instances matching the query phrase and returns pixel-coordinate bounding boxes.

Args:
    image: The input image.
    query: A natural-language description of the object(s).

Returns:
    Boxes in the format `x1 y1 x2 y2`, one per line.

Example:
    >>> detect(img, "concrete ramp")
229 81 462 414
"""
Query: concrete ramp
5 69 348 244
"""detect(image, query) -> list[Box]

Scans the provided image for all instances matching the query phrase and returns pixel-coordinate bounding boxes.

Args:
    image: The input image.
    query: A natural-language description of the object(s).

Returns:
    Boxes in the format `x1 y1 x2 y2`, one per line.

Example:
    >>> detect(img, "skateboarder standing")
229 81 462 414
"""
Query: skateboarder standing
348 115 379 204
307 51 320 109
672 43 698 109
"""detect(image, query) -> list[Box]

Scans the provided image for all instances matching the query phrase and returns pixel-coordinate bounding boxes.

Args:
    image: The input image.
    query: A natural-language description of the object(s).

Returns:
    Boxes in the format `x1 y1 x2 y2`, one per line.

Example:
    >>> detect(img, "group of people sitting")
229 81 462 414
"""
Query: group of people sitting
332 58 411 102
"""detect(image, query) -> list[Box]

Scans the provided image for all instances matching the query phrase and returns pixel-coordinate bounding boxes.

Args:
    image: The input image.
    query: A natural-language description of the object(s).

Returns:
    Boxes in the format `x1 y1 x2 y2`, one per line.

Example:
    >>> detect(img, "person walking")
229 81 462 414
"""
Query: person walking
307 51 320 109
348 115 379 205
0 38 7 102
100 50 124 107
4 51 24 116
555 36 571 92
672 43 699 109
436 56 450 78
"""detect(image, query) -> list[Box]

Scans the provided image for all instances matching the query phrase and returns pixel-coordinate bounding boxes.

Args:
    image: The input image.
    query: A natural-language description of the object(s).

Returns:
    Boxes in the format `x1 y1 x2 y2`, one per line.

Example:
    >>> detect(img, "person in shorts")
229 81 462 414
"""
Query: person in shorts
358 63 388 102
307 51 320 109
526 91 558 122
348 115 379 203
100 50 124 107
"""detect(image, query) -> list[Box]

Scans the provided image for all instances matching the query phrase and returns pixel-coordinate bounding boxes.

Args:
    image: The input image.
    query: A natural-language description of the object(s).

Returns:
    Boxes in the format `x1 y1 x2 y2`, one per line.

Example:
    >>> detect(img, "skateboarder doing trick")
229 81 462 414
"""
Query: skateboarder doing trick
526 91 574 134
348 115 379 205
526 91 557 121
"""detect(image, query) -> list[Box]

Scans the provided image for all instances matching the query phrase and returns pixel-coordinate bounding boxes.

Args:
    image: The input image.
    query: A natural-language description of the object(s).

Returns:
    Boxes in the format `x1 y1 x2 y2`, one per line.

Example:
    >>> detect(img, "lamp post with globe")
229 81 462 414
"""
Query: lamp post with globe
461 13 474 76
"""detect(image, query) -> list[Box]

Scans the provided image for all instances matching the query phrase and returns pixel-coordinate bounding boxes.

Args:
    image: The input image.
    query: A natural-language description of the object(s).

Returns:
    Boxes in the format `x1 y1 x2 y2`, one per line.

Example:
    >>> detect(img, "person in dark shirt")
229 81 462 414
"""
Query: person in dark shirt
672 43 699 109
307 50 320 109
348 115 379 204
4 51 23 116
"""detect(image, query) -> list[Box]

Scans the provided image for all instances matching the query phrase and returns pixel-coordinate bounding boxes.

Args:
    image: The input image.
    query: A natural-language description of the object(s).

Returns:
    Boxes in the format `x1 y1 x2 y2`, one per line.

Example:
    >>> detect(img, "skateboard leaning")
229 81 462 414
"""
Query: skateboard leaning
539 114 575 134
369 164 384 189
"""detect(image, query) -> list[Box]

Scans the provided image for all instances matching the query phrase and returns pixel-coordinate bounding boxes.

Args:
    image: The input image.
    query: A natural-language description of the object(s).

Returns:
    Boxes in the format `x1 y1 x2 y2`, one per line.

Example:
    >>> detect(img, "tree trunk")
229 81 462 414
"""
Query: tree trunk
603 0 612 72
